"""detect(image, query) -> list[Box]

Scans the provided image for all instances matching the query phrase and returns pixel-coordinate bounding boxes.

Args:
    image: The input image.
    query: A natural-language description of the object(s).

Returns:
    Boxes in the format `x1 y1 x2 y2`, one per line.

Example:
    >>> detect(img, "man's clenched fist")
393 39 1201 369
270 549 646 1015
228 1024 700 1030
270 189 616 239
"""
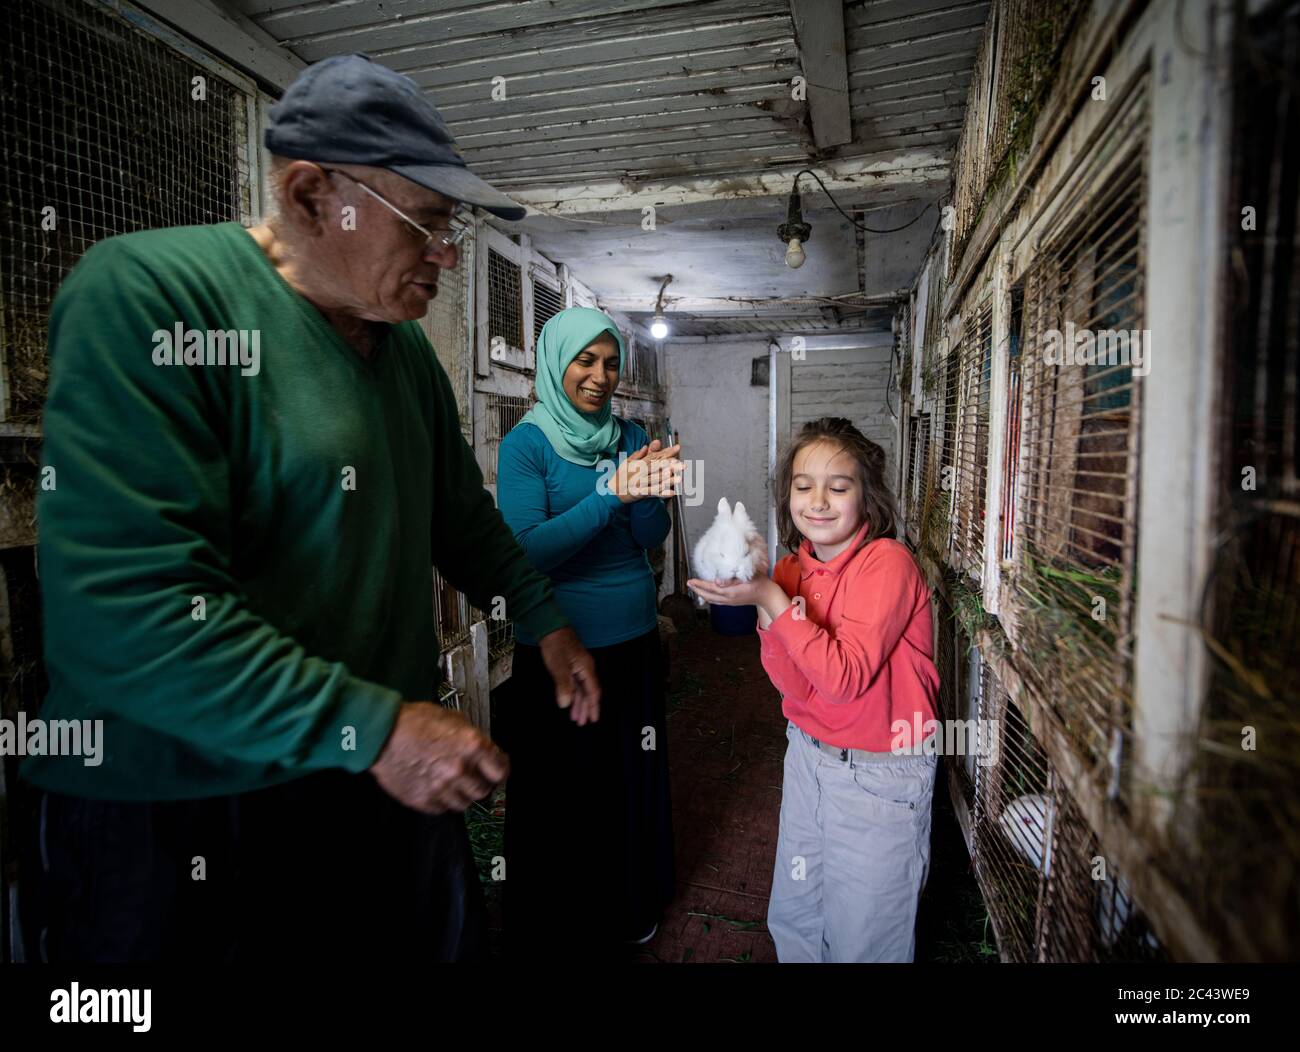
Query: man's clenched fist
370 701 509 814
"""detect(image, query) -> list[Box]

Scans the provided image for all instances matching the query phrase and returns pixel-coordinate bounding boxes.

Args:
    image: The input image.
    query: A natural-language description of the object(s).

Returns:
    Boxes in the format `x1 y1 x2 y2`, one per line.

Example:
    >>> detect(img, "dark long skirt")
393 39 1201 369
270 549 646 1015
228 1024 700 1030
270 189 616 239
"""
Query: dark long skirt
498 626 675 960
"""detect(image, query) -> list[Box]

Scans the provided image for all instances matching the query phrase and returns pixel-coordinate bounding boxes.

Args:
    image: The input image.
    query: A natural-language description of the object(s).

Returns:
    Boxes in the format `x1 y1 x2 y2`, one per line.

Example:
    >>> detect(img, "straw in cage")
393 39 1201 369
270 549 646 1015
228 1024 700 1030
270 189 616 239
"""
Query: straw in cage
1171 502 1300 960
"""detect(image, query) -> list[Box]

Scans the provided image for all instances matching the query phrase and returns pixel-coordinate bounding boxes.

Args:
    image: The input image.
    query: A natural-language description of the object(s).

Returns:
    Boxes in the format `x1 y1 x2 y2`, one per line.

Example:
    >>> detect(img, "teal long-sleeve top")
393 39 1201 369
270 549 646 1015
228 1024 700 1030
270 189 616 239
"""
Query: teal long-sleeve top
22 222 570 800
496 419 671 648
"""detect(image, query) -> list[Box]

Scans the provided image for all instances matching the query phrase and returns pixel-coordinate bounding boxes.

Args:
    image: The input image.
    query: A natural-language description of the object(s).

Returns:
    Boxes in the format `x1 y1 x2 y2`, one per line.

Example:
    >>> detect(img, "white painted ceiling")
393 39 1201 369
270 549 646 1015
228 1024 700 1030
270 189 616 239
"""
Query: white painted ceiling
231 0 990 331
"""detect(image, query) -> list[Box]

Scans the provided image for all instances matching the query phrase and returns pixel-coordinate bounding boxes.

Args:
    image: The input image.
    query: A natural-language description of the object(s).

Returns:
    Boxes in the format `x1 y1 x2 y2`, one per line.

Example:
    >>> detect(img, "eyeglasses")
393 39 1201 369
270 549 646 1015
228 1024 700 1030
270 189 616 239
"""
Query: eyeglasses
320 167 468 252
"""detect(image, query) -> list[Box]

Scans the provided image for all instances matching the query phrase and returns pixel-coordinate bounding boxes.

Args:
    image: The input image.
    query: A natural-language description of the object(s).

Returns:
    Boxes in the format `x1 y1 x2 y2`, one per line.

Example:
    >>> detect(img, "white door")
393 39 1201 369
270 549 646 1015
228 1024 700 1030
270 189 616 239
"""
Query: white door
774 341 897 481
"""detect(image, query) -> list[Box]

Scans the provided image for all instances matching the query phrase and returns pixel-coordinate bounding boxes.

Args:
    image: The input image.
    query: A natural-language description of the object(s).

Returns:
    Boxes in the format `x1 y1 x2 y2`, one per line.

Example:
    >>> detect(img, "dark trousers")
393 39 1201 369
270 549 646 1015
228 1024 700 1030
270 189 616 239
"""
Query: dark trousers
20 769 487 963
498 627 675 960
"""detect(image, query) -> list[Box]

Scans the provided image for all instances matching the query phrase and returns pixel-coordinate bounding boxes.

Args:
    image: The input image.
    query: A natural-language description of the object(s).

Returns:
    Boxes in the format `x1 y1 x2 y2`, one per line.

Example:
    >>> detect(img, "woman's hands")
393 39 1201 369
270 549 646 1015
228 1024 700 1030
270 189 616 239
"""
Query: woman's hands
607 439 685 504
538 625 601 725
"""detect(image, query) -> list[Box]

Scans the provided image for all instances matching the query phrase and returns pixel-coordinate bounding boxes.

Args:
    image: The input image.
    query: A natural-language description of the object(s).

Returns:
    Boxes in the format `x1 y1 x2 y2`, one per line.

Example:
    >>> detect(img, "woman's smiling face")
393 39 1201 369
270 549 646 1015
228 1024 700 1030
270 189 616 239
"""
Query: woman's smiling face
790 440 865 557
562 333 620 413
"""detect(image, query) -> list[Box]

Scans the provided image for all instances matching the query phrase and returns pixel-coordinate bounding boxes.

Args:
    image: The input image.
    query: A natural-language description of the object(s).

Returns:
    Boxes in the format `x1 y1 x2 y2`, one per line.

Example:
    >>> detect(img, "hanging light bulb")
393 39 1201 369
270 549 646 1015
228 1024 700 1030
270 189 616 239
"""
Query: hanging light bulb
650 274 673 339
777 179 812 270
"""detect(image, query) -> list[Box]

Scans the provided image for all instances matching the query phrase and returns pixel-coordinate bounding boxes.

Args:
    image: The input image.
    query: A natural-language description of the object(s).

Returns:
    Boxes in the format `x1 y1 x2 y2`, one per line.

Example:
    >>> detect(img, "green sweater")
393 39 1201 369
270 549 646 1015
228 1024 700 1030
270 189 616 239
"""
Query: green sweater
23 223 570 800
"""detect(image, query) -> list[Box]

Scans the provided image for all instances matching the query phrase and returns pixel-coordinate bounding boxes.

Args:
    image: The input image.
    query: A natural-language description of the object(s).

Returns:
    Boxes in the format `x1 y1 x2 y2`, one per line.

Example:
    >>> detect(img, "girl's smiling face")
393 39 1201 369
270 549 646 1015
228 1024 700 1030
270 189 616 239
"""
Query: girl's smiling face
790 439 866 561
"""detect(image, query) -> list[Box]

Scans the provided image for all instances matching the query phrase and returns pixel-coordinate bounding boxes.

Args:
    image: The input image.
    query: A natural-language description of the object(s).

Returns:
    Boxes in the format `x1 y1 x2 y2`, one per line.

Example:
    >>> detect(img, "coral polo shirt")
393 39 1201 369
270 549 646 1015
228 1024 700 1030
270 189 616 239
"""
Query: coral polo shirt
758 523 939 752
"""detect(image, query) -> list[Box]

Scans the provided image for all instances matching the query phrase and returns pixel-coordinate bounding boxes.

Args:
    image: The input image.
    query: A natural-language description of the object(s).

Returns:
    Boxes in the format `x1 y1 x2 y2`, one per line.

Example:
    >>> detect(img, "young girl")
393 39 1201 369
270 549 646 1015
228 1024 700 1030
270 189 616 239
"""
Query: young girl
687 416 940 962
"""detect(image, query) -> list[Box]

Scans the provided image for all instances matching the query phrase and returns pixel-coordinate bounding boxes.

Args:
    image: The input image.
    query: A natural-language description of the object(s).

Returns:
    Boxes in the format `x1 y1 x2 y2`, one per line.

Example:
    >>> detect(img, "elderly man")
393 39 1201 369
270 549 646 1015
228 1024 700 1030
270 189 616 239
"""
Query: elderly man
21 53 601 962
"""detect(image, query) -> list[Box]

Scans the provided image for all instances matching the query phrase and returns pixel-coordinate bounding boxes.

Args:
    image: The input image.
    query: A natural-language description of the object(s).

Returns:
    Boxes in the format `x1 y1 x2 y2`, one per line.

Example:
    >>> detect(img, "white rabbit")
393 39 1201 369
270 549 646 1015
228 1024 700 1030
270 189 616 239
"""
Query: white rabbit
693 497 766 583
999 793 1055 877
1000 793 1159 951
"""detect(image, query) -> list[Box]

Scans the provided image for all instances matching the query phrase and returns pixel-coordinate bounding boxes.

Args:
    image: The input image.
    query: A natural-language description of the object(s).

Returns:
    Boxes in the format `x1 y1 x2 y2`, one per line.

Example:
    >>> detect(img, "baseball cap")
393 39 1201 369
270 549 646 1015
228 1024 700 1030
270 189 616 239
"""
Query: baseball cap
265 53 526 221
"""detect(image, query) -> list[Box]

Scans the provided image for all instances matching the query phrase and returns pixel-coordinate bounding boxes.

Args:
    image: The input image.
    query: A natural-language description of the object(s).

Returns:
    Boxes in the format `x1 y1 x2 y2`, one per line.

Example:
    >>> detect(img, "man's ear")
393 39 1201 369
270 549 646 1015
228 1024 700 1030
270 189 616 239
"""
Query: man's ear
277 161 335 236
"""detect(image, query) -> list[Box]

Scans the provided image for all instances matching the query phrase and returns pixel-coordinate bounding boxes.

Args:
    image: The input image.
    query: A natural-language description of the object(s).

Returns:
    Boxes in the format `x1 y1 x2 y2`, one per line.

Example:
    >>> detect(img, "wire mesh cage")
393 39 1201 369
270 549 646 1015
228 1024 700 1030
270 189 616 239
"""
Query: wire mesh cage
934 588 976 807
963 654 1165 962
952 299 993 580
898 301 913 401
906 414 932 540
432 565 473 655
1176 1 1300 959
999 288 1025 564
936 577 1169 962
638 335 660 391
482 608 514 661
436 678 461 713
617 329 638 391
483 393 529 485
987 0 1082 166
487 247 524 358
1008 81 1148 795
421 216 475 438
921 341 963 562
948 0 1083 276
531 272 563 344
1035 757 1165 963
949 10 996 269
0 0 257 425
971 667 1049 961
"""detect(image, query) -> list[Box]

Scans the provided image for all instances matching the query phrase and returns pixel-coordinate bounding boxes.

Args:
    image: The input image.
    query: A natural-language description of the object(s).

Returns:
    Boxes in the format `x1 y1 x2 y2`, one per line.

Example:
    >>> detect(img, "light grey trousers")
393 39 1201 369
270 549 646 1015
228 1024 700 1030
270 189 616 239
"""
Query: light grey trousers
767 720 937 962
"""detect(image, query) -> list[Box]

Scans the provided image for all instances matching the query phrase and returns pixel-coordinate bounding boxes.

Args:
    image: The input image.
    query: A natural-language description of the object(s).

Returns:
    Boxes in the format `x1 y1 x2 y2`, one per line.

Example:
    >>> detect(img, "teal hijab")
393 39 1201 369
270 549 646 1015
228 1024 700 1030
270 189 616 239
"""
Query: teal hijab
519 307 625 467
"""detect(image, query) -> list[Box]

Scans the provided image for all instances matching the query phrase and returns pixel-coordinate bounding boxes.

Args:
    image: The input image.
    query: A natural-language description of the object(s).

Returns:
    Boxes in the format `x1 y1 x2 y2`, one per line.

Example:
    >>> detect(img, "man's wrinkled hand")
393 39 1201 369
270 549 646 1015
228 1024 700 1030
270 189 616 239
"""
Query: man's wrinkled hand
370 701 508 814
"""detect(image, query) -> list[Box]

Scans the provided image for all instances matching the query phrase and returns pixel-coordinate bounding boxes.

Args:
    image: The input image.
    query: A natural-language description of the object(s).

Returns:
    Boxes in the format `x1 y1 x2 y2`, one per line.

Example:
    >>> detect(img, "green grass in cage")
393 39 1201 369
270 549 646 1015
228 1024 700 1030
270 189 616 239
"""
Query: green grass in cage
1016 549 1129 692
950 578 990 639
1021 549 1124 629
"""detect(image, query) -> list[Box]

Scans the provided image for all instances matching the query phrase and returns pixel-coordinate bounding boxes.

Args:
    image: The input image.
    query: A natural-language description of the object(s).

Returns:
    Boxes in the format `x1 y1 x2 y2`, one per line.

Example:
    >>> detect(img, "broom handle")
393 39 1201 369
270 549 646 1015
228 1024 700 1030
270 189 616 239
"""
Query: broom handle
670 426 691 593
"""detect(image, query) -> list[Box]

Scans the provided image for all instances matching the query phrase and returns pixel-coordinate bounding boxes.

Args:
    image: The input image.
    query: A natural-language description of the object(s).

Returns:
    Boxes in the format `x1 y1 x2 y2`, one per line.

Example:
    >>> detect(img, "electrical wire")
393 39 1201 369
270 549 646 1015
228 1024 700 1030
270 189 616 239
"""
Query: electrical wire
791 168 936 233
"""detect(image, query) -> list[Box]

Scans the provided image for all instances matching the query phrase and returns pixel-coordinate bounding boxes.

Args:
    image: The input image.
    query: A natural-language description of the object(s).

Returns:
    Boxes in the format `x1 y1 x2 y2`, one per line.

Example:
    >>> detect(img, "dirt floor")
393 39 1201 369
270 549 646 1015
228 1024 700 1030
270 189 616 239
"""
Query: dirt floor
477 595 994 963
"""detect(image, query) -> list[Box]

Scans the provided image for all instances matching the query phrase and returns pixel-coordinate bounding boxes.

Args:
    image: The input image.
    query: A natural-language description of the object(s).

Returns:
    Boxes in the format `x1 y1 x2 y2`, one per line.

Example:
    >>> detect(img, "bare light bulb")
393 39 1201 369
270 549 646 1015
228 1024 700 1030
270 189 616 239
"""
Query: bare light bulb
785 237 806 268
650 313 669 339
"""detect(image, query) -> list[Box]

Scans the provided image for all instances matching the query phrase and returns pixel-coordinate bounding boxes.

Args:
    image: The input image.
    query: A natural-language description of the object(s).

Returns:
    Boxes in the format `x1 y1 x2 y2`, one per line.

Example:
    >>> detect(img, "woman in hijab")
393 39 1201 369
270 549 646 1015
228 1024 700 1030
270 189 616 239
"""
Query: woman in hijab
496 306 683 960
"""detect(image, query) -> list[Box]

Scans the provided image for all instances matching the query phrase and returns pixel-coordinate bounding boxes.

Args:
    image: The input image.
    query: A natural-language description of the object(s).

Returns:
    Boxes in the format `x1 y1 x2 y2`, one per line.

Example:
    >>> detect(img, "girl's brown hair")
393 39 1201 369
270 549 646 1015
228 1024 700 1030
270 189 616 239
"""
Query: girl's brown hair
775 416 898 554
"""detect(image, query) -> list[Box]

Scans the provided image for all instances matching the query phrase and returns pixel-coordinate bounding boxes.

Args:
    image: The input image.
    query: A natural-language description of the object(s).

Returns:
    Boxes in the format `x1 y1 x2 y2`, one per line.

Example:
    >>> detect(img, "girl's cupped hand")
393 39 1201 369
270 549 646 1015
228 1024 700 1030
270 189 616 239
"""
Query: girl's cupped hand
687 574 774 608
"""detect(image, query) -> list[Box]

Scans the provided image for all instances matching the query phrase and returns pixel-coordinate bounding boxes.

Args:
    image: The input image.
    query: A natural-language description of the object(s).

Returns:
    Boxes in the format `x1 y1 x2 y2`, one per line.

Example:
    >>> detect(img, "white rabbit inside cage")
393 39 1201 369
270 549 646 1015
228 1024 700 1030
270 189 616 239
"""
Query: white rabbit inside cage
998 793 1157 950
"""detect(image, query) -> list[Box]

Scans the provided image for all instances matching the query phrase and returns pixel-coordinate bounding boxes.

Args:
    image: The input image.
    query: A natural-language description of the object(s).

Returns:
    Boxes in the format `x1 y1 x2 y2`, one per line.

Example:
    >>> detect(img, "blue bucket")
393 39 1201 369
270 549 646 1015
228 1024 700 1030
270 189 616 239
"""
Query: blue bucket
709 603 757 636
